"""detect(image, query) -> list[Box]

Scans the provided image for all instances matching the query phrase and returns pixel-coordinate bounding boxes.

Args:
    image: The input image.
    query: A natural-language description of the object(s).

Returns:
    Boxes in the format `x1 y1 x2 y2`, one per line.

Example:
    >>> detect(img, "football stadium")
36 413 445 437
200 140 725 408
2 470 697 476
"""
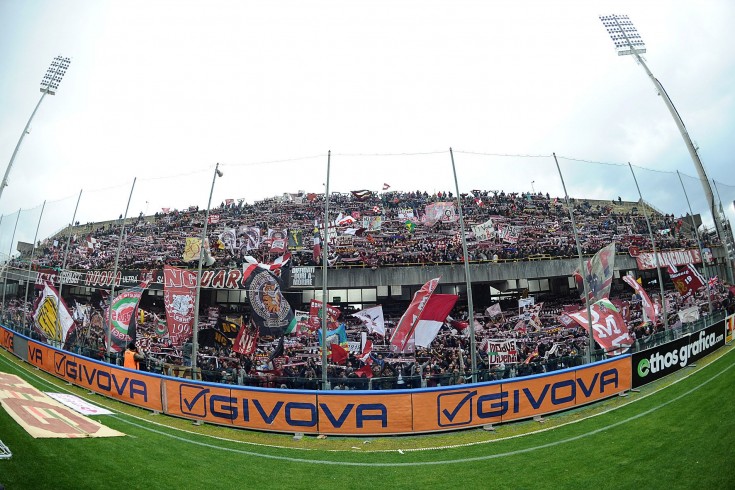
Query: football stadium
1 2 735 488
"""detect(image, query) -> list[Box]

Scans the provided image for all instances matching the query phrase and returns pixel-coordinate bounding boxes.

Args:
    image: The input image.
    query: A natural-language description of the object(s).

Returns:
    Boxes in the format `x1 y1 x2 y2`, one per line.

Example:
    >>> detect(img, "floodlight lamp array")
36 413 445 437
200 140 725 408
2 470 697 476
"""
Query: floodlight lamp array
599 14 646 56
40 56 71 95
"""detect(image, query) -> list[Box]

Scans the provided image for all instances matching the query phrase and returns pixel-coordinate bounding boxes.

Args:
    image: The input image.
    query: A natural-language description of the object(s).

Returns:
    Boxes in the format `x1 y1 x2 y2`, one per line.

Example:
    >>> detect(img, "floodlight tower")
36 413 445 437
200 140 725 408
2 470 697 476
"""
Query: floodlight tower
599 15 735 283
0 56 71 204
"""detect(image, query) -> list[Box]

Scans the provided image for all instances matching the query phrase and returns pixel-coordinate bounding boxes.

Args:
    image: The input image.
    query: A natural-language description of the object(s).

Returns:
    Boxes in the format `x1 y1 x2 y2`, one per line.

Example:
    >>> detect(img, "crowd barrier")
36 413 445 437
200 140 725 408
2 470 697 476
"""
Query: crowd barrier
1 317 731 435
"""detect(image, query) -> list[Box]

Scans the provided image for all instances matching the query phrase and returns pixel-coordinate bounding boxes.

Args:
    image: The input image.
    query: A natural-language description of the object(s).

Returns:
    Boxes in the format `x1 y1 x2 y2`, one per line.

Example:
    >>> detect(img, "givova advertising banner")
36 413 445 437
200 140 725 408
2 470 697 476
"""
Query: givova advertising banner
0 325 633 436
632 321 726 388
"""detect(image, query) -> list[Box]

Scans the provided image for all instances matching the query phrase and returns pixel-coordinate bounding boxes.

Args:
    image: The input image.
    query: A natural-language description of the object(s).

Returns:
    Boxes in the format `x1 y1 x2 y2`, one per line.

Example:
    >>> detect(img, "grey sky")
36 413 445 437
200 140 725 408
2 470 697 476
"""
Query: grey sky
0 0 733 258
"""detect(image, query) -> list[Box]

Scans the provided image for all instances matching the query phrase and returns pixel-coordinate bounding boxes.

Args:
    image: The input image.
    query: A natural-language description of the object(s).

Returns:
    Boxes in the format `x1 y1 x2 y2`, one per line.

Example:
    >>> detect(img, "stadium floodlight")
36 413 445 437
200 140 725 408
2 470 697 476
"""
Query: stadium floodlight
599 15 735 284
191 163 223 375
0 56 71 205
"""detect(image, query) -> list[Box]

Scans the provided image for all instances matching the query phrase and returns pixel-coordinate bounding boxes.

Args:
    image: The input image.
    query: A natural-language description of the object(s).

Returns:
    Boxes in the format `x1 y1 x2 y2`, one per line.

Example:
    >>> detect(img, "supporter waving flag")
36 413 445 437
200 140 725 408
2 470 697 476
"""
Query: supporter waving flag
33 281 76 346
350 189 373 201
622 274 657 324
565 299 633 356
104 282 148 353
390 277 441 353
242 264 296 337
351 305 385 336
413 294 459 348
574 242 616 305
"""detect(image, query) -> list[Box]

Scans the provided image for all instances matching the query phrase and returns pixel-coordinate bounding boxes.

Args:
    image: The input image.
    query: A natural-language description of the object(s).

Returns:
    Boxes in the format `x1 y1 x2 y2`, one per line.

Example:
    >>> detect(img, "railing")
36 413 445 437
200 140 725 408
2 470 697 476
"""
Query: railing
2 309 725 391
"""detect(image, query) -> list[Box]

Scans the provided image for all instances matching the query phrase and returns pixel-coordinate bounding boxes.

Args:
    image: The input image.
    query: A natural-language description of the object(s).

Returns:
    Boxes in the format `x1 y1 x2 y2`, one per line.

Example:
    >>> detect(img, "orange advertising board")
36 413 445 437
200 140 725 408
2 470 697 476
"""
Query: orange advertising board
24 340 163 412
501 356 631 423
165 379 322 433
316 391 413 435
412 383 504 432
27 340 57 374
0 325 13 351
2 327 633 436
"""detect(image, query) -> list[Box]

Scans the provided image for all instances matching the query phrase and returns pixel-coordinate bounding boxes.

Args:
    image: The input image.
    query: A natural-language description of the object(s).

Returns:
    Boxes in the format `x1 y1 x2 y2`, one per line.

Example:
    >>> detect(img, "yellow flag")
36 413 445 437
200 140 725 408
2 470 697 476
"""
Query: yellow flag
183 237 201 262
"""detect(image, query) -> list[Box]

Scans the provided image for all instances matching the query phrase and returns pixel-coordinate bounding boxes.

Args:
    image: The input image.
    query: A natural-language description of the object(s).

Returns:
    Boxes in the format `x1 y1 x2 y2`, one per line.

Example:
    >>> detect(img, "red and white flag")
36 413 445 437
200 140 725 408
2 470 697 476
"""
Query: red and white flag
357 340 373 364
207 214 220 224
243 252 291 272
566 300 633 356
334 213 356 226
352 305 385 336
232 322 258 355
622 275 657 324
390 277 441 352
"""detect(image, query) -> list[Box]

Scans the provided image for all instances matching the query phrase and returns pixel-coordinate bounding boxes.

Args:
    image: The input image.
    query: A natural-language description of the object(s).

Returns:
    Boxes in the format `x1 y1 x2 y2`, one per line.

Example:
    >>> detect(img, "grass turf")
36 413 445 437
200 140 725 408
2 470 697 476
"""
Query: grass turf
0 346 733 489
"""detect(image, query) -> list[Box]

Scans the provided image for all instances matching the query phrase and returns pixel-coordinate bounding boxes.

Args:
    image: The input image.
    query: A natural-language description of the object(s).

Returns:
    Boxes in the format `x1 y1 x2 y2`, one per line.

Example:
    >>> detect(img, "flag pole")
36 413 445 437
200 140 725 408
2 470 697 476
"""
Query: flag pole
55 189 82 348
321 150 331 391
552 154 595 363
2 209 21 313
24 200 45 333
711 179 735 284
449 148 477 383
106 178 137 363
676 170 713 317
628 164 668 329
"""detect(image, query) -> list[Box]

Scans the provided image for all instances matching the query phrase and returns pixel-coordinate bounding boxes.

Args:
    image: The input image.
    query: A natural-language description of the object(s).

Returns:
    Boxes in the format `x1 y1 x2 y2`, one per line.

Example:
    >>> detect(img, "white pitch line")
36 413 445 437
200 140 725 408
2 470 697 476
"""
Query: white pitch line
1 347 733 466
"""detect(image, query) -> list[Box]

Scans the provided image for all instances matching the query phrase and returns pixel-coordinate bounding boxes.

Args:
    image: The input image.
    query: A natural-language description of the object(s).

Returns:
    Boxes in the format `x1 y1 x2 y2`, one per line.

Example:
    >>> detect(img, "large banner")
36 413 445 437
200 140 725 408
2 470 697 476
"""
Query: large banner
670 264 705 300
105 284 147 352
472 219 495 241
243 265 295 336
163 266 196 346
307 299 340 331
635 249 702 270
632 321 725 388
33 282 76 344
563 300 633 356
487 339 518 365
423 202 458 225
0 373 124 438
390 277 440 353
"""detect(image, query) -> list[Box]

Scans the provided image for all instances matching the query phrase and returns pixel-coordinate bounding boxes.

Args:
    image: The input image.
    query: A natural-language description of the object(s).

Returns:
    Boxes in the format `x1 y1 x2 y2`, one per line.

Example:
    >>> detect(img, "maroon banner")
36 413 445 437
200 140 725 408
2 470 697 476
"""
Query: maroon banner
670 264 705 300
232 322 258 355
163 265 196 346
308 299 340 331
390 277 440 353
634 249 701 270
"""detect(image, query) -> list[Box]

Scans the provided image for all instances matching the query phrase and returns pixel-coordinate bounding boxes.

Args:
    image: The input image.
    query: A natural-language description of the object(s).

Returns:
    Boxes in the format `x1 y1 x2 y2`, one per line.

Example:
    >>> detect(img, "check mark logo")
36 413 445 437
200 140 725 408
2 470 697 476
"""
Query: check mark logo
183 388 209 412
441 390 477 423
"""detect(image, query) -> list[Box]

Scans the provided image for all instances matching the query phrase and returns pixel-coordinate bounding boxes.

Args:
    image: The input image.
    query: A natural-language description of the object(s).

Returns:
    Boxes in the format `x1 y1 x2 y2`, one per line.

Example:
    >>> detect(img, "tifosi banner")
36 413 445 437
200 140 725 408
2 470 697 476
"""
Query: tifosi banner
390 277 440 353
487 339 518 365
33 282 76 344
635 249 701 270
163 266 196 346
632 321 725 388
105 284 147 352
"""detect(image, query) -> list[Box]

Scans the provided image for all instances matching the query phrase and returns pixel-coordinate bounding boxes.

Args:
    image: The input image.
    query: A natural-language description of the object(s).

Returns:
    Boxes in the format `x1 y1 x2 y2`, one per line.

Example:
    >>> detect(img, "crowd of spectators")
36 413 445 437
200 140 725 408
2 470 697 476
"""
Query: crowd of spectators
14 188 713 272
1 187 731 390
2 274 732 390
